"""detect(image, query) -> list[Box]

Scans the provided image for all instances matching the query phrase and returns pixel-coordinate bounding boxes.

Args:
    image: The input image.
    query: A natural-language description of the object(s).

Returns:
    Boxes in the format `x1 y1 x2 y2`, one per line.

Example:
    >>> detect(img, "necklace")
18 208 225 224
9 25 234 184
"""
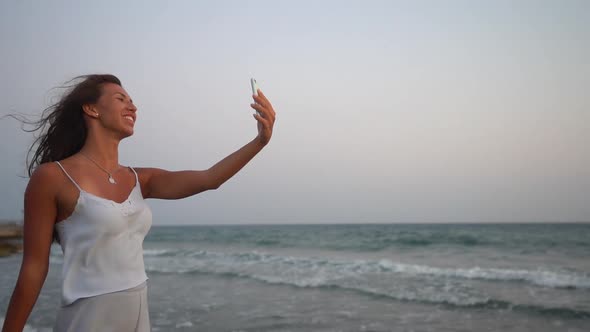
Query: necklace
80 152 119 184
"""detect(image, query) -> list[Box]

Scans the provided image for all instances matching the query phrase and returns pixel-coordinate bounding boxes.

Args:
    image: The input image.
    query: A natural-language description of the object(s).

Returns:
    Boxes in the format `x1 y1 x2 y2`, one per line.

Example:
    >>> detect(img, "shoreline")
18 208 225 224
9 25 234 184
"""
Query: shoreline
0 222 23 257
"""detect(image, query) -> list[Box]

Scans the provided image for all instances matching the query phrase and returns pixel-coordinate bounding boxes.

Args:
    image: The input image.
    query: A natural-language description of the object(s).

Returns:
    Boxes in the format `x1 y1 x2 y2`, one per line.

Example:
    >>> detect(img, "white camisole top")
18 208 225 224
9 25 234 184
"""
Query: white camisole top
54 161 152 306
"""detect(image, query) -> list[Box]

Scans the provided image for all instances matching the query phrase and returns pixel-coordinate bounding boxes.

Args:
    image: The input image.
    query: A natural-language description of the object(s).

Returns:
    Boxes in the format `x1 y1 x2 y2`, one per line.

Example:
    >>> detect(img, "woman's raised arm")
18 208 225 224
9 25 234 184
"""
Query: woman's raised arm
139 89 276 200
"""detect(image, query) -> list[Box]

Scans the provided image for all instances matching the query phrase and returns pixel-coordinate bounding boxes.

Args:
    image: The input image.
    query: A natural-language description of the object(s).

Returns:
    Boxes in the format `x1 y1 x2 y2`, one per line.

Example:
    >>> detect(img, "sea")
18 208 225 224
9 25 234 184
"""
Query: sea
1 223 589 332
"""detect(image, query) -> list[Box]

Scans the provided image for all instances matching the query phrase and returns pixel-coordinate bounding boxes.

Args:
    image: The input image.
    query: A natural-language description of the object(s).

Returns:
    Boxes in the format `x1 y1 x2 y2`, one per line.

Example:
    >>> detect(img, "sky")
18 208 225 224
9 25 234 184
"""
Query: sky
1 0 588 225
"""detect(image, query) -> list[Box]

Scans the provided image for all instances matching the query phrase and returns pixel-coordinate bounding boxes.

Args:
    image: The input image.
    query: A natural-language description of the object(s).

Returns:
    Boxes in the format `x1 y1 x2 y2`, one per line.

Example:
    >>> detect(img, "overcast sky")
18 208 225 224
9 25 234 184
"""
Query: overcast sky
1 0 588 225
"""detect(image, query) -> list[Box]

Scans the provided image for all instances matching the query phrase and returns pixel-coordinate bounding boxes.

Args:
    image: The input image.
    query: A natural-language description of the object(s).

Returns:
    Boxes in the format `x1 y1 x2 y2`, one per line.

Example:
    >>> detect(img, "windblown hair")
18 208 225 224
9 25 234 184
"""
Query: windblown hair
6 74 122 244
23 74 122 176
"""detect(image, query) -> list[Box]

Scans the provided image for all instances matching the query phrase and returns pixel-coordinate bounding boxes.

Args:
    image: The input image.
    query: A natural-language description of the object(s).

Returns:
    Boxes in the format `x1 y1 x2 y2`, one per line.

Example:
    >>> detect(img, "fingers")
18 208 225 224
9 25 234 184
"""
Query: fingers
250 102 276 123
252 89 274 111
257 89 271 106
251 103 273 130
250 102 264 115
253 111 271 129
250 90 275 145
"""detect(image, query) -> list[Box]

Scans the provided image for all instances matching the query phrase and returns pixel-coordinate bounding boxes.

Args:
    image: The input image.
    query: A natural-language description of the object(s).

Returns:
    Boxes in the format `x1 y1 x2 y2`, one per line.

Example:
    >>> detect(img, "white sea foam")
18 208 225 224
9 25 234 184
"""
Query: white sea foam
143 248 176 256
376 259 590 289
142 249 590 308
143 249 590 290
175 321 193 328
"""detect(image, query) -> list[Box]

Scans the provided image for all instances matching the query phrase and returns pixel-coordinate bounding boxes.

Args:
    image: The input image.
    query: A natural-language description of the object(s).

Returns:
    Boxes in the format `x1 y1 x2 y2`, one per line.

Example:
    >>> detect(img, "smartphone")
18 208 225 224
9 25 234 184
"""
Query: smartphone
250 78 261 115
250 78 259 96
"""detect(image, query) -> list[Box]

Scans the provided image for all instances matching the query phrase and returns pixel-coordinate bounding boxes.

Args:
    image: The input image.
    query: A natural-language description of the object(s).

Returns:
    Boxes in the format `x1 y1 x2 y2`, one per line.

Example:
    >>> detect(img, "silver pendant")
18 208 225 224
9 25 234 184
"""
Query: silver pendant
108 176 117 184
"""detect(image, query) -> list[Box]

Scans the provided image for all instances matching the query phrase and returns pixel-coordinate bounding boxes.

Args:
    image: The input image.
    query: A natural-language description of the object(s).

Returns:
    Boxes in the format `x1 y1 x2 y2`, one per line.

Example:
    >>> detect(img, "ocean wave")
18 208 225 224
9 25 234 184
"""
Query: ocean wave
143 248 177 256
143 249 590 290
147 231 488 250
376 260 590 289
145 267 590 320
261 277 590 319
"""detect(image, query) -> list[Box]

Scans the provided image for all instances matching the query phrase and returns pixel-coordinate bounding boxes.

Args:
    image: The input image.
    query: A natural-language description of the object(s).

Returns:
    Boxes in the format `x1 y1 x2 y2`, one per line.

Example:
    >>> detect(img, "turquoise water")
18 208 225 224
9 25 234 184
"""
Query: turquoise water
2 223 589 331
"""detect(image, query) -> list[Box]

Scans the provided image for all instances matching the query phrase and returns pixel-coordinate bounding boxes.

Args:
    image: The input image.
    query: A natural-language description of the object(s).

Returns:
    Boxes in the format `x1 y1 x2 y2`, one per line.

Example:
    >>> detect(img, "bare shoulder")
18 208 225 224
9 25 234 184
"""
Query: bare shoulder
28 162 63 192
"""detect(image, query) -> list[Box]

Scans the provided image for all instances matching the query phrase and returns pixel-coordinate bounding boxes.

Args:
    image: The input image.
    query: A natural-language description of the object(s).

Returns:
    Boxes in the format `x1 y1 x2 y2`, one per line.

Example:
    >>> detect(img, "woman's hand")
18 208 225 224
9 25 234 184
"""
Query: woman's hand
250 89 276 146
139 90 277 199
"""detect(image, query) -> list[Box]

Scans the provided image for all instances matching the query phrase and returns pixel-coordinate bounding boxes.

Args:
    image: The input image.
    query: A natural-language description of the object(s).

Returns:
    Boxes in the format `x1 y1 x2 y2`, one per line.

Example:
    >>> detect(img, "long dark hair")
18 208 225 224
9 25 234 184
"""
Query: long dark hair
7 74 122 243
24 74 122 176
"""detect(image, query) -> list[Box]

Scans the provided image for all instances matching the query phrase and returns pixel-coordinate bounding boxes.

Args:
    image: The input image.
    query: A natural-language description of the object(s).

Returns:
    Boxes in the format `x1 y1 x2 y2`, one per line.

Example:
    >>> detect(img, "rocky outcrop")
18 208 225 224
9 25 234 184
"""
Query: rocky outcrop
0 222 23 257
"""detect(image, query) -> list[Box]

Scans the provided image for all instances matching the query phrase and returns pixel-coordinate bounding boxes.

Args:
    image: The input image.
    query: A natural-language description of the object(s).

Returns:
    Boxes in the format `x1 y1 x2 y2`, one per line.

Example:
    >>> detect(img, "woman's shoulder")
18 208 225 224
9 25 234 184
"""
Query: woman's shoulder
30 161 65 185
25 162 67 202
32 161 61 176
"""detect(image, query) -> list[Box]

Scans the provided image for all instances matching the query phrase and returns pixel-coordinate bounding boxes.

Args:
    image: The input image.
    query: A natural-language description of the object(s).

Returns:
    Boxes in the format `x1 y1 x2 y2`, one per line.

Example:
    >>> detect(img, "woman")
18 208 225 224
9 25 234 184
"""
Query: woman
1 74 276 332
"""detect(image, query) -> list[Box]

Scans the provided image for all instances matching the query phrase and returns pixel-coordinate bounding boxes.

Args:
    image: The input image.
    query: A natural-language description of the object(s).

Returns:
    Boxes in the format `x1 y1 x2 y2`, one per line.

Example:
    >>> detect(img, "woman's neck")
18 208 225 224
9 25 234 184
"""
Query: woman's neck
79 132 121 170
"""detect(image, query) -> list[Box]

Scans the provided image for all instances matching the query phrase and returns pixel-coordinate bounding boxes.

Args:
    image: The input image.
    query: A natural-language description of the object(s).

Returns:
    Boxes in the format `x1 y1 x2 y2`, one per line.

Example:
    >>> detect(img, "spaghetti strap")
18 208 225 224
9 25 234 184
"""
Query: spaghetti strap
128 166 139 185
55 161 82 192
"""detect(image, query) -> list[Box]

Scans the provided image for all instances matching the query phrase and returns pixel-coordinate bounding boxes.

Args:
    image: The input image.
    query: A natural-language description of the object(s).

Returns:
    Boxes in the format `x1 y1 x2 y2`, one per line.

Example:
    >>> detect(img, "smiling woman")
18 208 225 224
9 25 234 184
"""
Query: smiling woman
1 74 276 332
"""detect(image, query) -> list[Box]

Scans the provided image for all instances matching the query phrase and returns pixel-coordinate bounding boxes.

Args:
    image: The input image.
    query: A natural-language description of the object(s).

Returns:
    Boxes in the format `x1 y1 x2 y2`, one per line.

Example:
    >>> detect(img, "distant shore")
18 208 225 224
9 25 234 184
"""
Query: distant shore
0 221 23 257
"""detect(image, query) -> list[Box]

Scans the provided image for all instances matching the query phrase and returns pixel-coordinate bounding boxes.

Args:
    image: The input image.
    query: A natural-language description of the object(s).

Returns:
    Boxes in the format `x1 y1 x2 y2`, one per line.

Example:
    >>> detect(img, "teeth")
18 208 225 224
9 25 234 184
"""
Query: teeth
124 116 134 123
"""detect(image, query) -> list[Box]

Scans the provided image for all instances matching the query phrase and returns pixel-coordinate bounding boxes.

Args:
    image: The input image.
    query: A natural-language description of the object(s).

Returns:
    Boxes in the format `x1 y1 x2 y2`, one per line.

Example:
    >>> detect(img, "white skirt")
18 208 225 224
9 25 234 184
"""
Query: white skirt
53 281 150 332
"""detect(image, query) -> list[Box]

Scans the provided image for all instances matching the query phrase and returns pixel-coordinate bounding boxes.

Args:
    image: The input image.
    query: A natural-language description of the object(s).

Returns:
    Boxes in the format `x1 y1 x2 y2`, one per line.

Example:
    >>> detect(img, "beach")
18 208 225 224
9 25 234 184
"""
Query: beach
1 223 589 331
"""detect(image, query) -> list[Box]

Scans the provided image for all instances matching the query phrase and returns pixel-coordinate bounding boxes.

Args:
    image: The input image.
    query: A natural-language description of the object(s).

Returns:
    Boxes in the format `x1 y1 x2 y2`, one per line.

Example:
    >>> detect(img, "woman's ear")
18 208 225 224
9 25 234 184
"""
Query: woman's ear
82 104 99 118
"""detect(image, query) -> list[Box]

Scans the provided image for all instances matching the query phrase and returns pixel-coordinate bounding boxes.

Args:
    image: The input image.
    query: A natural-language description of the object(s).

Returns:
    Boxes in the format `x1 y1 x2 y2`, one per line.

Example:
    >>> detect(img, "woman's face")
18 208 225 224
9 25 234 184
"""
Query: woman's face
90 83 138 138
